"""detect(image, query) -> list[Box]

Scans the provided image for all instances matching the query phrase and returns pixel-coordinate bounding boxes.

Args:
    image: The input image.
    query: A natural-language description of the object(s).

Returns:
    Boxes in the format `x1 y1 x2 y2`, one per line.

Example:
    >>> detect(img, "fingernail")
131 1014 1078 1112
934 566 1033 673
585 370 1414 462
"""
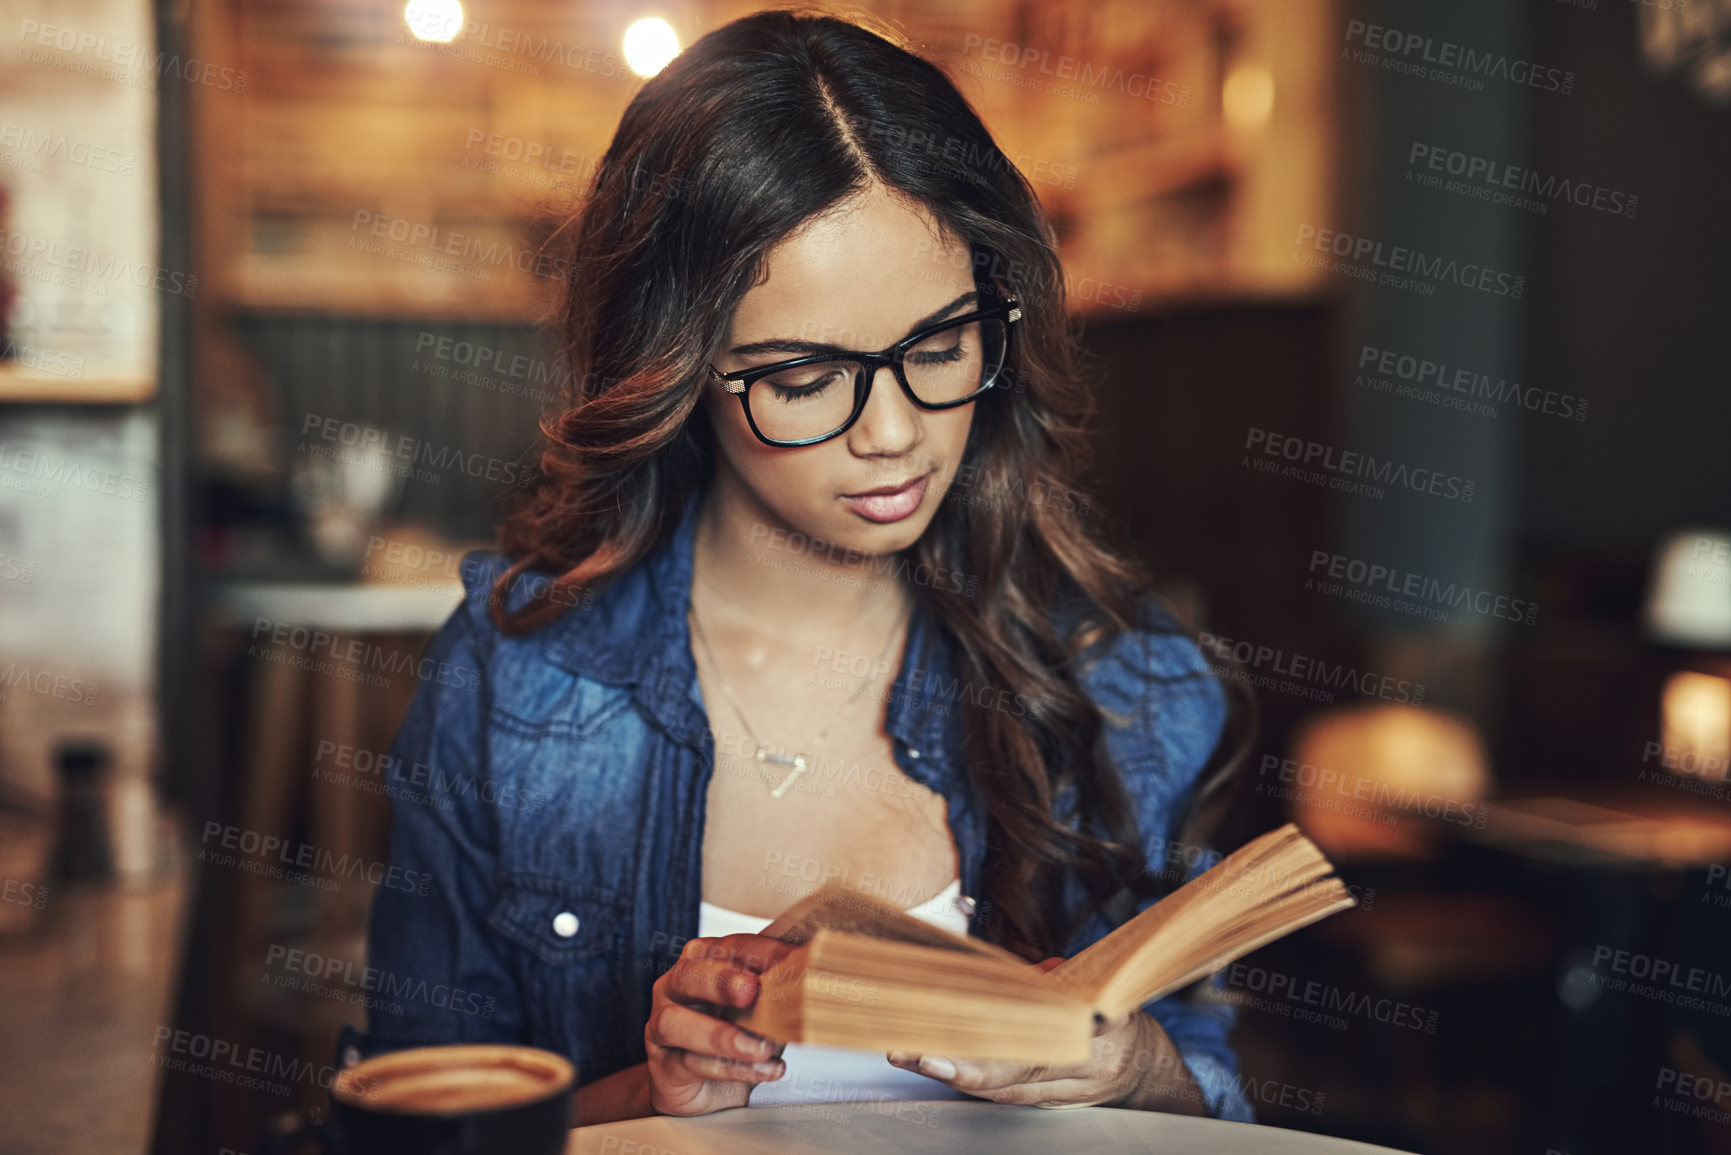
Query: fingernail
735 1033 768 1057
752 1060 783 1078
887 1050 910 1063
919 1056 957 1079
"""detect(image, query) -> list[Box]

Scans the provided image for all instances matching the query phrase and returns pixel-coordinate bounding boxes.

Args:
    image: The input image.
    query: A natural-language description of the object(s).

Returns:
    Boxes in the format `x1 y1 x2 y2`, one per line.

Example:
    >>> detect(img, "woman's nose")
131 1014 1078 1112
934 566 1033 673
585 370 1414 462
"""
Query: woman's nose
847 363 921 454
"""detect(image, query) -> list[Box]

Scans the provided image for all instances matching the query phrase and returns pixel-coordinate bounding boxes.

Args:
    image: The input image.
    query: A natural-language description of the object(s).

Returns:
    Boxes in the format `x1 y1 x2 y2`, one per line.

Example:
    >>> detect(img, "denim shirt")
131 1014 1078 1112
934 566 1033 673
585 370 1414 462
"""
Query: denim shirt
350 482 1253 1122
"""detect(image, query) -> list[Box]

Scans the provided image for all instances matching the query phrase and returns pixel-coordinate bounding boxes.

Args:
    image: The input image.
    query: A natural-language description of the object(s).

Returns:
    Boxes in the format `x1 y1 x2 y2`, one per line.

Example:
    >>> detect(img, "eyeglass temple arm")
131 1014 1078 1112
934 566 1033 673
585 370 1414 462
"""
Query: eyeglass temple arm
710 367 747 394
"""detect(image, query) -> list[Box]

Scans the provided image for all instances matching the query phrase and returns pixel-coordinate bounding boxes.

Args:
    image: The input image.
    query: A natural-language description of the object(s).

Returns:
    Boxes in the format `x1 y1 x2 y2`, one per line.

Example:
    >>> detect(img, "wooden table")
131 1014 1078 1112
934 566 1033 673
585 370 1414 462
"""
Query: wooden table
569 1101 1419 1154
1469 790 1731 868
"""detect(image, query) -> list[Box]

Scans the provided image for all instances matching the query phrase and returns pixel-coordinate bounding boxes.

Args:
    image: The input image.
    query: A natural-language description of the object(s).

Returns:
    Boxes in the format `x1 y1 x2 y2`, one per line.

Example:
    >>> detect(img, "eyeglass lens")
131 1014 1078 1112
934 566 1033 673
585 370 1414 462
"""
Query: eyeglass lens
747 316 1008 443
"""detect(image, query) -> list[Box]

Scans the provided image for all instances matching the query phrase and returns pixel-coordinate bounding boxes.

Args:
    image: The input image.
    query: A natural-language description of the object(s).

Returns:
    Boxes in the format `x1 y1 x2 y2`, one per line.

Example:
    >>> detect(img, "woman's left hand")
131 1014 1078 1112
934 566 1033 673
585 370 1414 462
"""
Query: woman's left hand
884 957 1204 1112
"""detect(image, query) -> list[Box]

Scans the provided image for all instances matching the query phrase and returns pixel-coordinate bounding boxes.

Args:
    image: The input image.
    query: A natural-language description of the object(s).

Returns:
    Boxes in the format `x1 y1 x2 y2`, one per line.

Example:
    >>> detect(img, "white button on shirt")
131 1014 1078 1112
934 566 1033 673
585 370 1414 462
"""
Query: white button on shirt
552 911 580 937
697 879 974 1108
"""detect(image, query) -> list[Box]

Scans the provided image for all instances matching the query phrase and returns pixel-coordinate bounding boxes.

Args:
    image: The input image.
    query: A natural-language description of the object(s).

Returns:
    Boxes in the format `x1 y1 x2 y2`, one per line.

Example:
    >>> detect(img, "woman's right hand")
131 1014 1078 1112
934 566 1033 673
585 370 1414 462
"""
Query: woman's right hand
646 932 794 1116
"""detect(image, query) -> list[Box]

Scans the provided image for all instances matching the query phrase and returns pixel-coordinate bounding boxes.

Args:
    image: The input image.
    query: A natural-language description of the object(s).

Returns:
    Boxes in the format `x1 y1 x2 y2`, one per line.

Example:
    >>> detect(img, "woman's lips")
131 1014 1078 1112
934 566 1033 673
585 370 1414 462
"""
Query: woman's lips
841 473 930 523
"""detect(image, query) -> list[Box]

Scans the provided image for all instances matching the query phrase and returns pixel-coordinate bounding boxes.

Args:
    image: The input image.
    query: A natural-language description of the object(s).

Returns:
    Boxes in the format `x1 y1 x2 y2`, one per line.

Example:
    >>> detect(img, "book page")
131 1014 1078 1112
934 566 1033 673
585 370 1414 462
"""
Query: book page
757 884 1026 966
1044 824 1357 1017
747 827 1355 1026
1040 888 1195 1000
730 929 1094 1062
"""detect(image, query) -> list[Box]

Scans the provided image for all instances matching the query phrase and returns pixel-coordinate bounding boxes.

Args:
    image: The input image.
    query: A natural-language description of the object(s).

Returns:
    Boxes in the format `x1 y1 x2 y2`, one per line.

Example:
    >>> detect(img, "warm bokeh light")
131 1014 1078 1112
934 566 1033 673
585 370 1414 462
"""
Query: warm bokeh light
404 0 464 44
1223 62 1276 129
624 17 681 77
1288 704 1491 861
1661 670 1731 776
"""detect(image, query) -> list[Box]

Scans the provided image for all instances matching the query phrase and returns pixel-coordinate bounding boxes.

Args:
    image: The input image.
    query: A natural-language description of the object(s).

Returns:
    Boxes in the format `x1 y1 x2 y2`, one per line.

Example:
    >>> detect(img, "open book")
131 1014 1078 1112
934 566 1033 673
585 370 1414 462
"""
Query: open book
722 824 1356 1064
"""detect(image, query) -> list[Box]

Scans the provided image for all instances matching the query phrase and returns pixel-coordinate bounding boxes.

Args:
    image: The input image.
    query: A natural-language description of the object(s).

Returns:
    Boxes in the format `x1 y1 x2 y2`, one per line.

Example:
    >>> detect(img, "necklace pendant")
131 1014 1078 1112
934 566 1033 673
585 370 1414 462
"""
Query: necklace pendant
755 747 808 798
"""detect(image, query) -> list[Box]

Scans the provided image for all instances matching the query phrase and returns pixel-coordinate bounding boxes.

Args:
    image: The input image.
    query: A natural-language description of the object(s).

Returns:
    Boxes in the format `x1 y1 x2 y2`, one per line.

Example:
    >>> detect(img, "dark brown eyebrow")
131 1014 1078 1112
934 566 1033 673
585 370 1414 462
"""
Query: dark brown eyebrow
726 290 979 358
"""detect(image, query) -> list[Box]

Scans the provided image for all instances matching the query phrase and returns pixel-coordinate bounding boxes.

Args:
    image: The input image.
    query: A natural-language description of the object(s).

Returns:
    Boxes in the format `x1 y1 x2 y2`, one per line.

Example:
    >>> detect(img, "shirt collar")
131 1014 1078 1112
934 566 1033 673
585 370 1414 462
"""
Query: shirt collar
544 480 960 768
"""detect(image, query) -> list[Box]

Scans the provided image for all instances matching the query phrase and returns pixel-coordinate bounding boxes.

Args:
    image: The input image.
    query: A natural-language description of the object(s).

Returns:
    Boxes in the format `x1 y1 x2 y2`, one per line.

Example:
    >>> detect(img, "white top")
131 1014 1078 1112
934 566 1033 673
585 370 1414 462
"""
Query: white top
697 878 974 1108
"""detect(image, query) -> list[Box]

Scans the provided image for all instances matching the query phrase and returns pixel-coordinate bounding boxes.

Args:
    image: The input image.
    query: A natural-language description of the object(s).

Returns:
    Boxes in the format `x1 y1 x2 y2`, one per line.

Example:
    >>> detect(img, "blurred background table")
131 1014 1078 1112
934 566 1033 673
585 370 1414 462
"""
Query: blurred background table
568 1101 1421 1154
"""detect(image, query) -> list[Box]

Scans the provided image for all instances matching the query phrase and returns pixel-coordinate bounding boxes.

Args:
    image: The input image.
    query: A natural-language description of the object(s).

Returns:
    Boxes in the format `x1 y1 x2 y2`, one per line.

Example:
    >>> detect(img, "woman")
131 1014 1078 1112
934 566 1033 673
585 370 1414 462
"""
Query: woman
353 8 1255 1126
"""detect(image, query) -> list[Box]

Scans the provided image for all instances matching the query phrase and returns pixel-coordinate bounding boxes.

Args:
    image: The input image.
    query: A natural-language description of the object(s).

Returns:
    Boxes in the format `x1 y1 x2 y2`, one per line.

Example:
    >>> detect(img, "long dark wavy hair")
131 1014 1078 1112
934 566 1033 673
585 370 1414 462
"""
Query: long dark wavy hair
492 8 1254 961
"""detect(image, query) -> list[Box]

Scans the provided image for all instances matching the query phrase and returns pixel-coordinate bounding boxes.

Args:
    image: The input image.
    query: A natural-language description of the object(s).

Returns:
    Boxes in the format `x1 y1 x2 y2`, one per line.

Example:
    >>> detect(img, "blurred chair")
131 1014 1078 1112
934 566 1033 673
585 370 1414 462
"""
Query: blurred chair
1283 704 1551 989
1256 705 1555 1149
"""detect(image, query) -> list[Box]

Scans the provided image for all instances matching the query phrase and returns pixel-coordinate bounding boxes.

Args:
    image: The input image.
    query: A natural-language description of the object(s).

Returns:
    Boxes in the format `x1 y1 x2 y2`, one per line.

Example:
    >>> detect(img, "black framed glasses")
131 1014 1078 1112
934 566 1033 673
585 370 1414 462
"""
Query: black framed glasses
707 293 1023 447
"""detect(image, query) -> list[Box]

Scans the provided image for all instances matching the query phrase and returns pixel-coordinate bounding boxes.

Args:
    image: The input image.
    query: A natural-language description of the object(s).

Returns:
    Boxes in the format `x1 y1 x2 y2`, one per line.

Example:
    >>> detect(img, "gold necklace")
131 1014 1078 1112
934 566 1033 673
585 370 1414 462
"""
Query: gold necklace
688 584 910 799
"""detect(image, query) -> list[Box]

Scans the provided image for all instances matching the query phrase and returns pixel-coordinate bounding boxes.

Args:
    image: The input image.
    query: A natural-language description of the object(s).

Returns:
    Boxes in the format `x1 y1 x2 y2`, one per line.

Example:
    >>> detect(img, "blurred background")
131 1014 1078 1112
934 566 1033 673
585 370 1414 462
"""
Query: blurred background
1 0 1729 1152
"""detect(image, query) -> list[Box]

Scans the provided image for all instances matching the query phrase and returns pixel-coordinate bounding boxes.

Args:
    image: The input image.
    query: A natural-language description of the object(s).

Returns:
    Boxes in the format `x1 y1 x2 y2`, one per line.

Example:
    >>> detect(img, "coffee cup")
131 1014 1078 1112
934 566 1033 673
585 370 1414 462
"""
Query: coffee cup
265 1043 575 1154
